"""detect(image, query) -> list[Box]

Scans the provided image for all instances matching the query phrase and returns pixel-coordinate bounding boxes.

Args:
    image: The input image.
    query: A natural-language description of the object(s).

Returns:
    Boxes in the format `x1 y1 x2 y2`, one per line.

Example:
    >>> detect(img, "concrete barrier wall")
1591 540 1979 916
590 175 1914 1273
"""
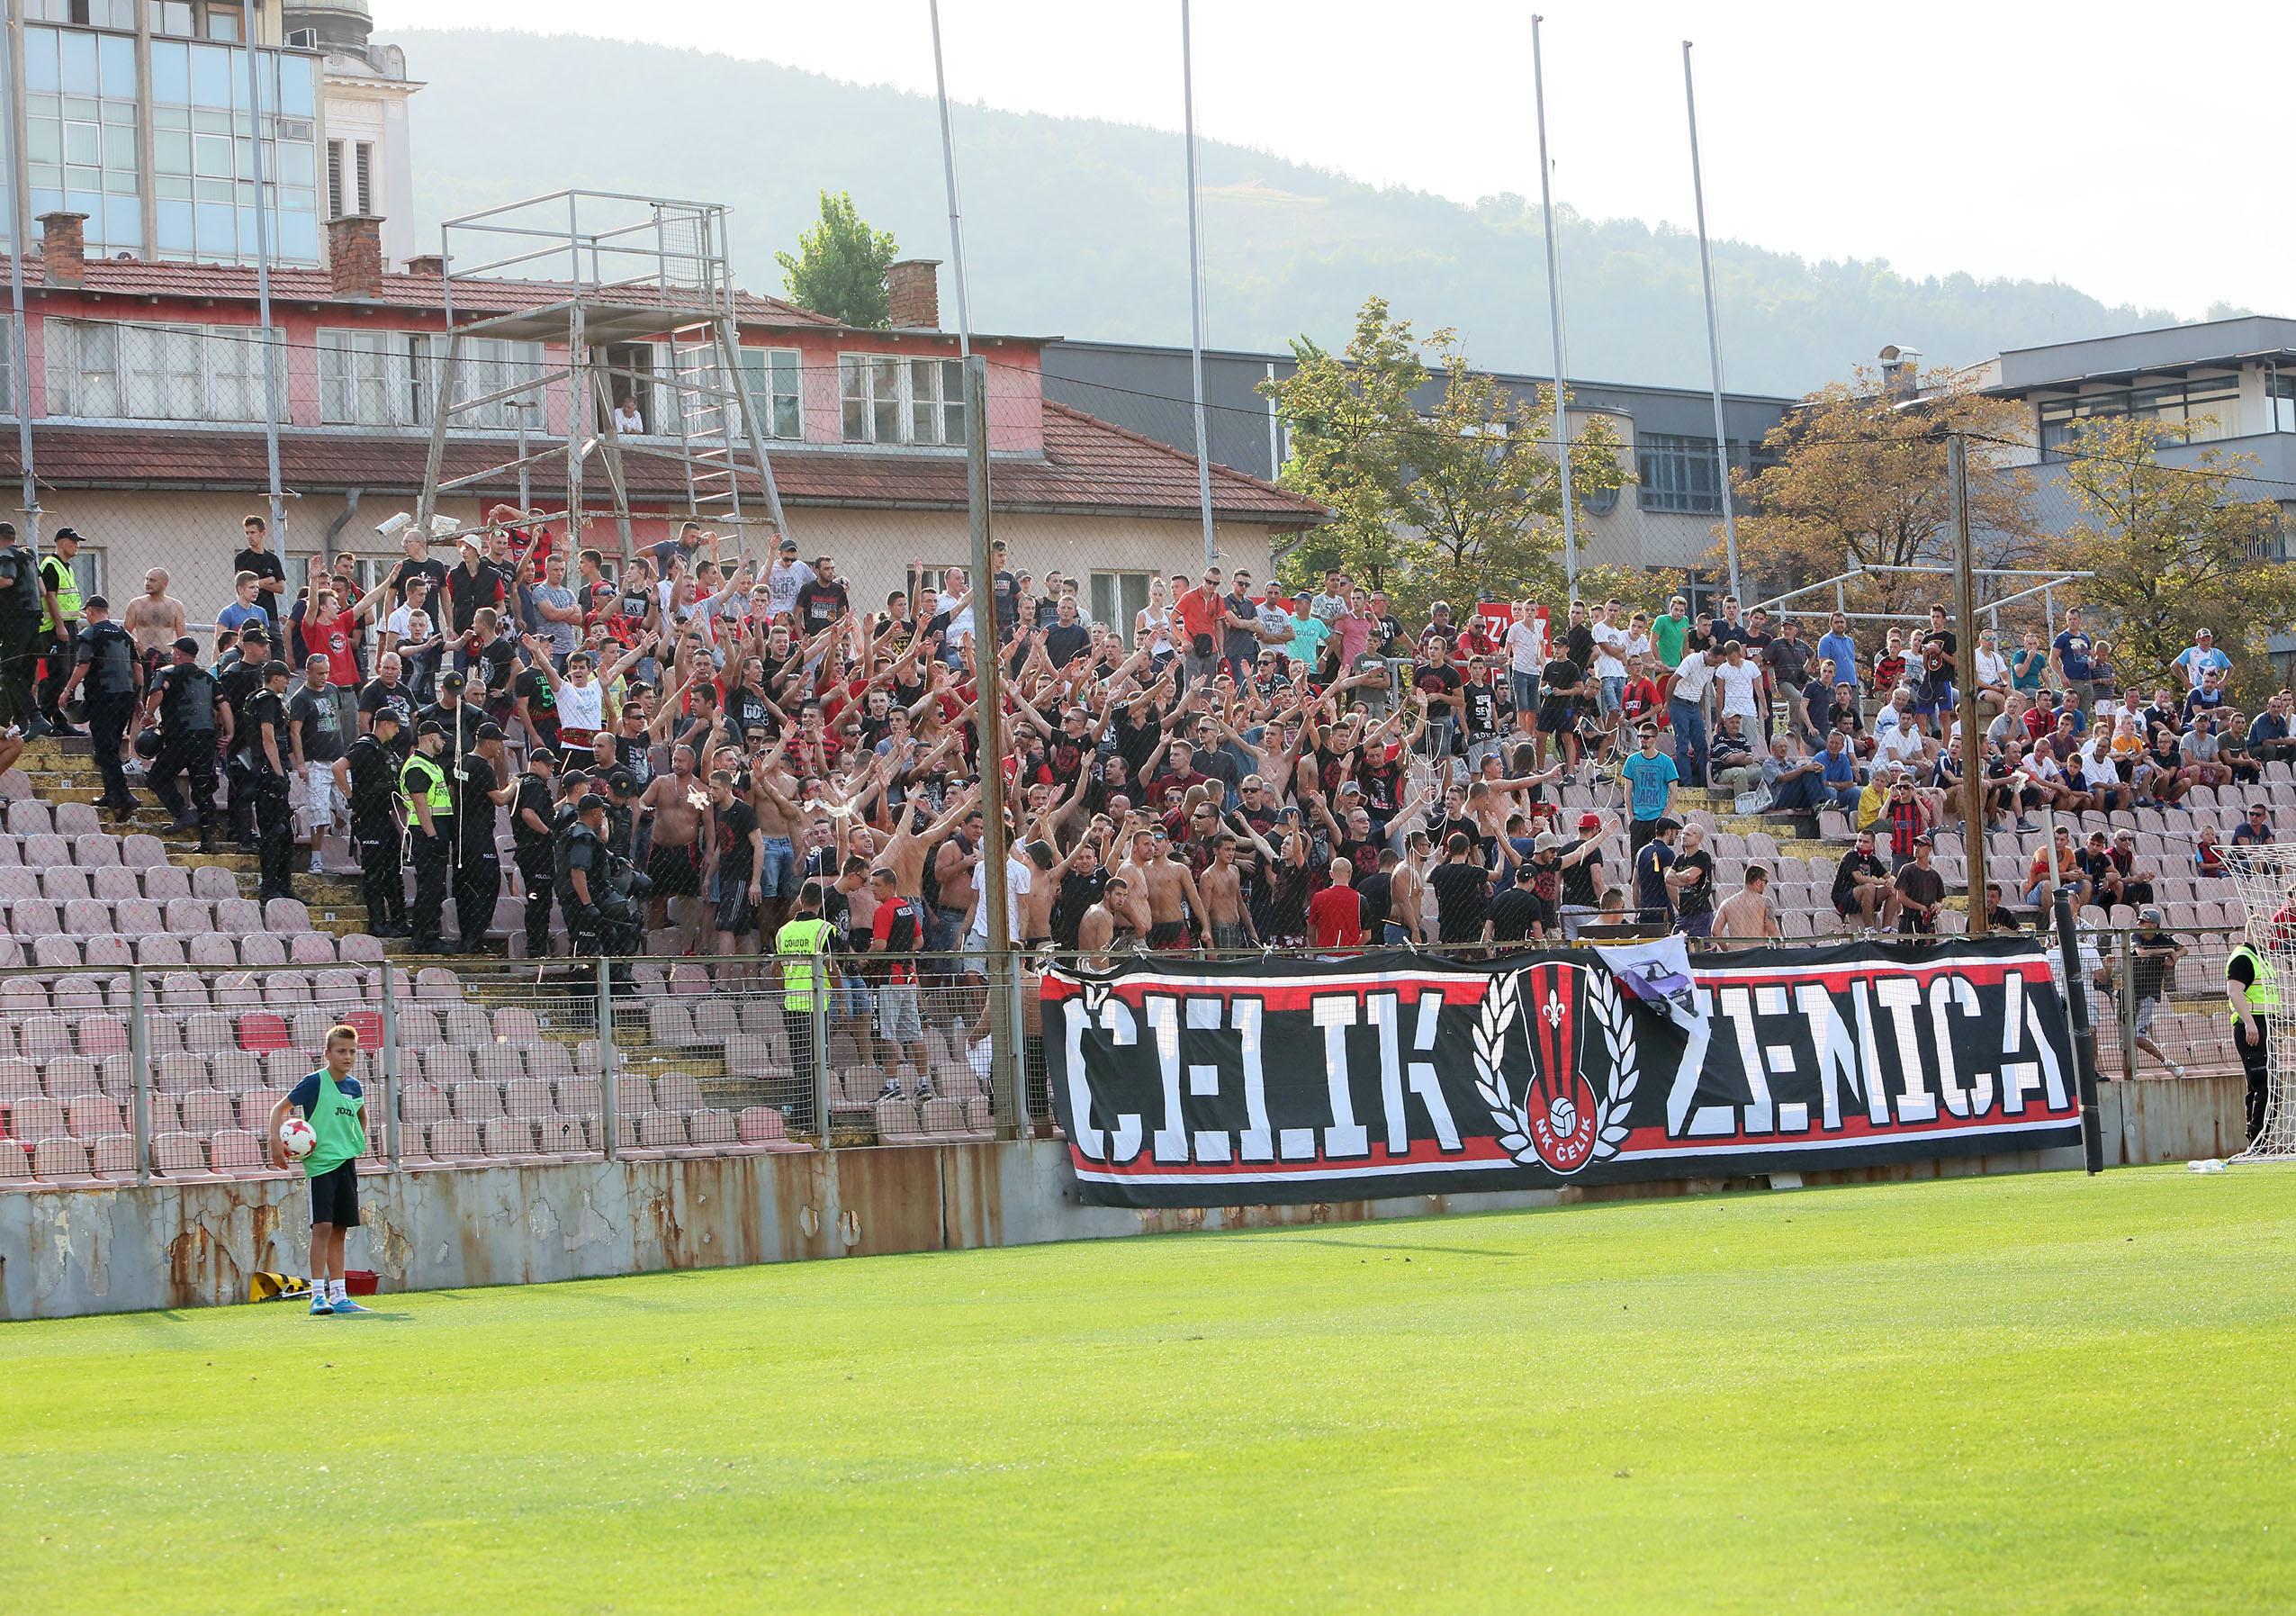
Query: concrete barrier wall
0 1077 2247 1321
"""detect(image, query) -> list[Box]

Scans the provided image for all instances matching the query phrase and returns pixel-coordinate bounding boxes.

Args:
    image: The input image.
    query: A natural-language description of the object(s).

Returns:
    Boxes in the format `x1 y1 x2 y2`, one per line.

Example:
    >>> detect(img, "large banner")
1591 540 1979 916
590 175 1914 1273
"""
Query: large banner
1043 938 2084 1207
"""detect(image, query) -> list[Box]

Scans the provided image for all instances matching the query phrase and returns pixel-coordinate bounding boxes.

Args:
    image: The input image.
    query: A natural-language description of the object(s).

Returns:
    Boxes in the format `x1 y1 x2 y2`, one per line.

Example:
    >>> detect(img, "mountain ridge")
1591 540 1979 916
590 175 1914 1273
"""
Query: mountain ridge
393 27 2212 396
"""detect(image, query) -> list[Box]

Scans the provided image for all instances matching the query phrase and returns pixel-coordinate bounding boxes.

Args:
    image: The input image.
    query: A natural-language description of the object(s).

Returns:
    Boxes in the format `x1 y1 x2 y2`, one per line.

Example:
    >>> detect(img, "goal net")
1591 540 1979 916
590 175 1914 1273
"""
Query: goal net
2215 846 2296 1160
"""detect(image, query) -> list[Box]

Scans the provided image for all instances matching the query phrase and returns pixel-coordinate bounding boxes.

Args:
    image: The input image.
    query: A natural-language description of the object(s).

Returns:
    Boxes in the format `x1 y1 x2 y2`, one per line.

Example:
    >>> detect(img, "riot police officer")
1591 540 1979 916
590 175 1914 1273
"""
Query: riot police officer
0 522 44 733
401 720 456 953
59 596 141 816
217 621 271 850
337 707 408 937
554 791 613 956
243 660 296 901
453 721 509 953
145 636 221 851
509 745 559 958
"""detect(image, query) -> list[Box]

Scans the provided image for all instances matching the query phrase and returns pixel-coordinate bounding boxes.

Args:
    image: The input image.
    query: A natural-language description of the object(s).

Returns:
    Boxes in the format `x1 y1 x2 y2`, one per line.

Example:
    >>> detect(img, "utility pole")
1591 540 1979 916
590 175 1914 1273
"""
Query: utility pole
1949 432 1988 934
964 355 1016 1133
1682 41 1741 599
1531 15 1577 597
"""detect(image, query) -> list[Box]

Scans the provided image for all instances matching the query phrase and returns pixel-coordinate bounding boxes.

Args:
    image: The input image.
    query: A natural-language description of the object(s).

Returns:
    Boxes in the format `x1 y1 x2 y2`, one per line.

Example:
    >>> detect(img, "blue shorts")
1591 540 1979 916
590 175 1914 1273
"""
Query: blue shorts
759 835 798 900
1914 682 1954 716
1599 675 1626 715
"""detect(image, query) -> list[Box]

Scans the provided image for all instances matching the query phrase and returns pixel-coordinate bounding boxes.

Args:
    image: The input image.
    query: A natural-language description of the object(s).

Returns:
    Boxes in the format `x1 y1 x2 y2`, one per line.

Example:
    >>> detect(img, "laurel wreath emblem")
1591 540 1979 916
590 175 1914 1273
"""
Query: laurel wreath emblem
1472 967 1641 1170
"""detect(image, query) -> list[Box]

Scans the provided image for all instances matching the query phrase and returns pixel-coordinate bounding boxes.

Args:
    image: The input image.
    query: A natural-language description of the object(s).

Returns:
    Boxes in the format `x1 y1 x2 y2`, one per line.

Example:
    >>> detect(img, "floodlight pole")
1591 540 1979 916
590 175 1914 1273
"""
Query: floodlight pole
1683 41 1740 599
1180 0 1217 566
0 16 39 533
242 0 285 545
965 355 1018 1133
1949 434 1987 934
1531 15 1577 596
927 0 974 360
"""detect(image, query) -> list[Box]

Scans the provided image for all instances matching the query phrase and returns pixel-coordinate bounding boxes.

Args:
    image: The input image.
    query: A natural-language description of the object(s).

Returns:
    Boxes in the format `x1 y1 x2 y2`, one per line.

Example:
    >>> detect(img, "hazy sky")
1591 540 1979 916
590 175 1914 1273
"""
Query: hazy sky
374 0 2289 320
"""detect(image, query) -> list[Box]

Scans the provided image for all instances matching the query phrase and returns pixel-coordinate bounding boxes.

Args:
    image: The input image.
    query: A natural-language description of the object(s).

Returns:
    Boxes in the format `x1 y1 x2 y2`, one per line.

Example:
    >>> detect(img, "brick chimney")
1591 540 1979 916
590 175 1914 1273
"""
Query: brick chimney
403 253 446 277
37 212 87 284
326 213 385 298
886 258 941 330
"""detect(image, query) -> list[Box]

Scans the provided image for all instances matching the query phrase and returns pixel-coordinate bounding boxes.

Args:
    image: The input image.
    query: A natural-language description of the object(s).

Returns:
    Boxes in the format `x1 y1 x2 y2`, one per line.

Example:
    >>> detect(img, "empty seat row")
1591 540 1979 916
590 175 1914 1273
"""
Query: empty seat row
0 862 224 904
0 830 170 870
0 893 320 939
0 963 389 1018
0 930 364 972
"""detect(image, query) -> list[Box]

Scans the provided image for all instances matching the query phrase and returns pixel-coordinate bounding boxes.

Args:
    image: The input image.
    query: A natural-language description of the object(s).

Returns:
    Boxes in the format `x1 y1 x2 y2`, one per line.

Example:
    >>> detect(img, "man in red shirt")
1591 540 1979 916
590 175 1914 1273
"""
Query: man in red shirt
1175 566 1225 686
303 587 363 736
865 867 928 1071
1309 855 1365 952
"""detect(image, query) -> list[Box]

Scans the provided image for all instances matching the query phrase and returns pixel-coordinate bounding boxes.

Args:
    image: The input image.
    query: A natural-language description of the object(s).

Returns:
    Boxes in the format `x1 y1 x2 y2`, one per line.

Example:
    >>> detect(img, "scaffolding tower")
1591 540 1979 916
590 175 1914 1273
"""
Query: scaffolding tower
414 190 787 561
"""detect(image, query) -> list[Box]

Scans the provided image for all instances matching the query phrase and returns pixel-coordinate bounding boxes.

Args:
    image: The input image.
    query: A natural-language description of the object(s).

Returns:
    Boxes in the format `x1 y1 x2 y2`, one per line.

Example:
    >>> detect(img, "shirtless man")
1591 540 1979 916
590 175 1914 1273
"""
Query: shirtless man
1712 863 1781 948
1122 826 1211 951
879 783 980 905
637 743 707 937
1201 835 1252 953
1076 872 1132 969
745 737 809 942
122 568 187 669
1016 839 1059 945
928 806 986 968
1388 834 1430 943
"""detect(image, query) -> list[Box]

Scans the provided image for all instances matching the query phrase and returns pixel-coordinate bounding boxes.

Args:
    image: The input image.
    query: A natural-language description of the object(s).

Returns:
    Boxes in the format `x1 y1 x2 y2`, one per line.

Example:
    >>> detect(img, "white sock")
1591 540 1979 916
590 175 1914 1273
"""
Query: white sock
328 1278 347 1304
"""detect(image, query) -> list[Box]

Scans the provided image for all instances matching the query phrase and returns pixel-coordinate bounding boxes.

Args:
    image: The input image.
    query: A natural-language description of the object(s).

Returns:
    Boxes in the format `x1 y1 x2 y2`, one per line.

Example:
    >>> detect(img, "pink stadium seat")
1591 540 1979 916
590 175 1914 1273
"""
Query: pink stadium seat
53 802 100 837
71 833 119 869
0 866 35 903
164 898 214 935
289 1007 336 1052
144 1013 184 1058
208 1128 266 1175
188 865 237 901
67 1093 123 1138
491 1006 542 1043
482 1118 535 1158
341 1008 383 1049
32 1136 95 1182
11 1095 65 1140
655 1071 704 1113
140 865 191 902
289 933 337 967
394 1006 442 1049
177 1088 236 1134
113 896 165 936
736 1106 788 1145
42 1056 100 1099
401 1082 450 1126
32 936 80 970
525 1043 573 1085
648 1002 694 1044
691 998 741 1041
471 1045 522 1087
186 933 238 968
687 1107 736 1149
261 970 310 1008
11 896 58 935
264 1049 313 1089
453 1080 504 1122
211 971 262 1009
213 898 263 936
427 1120 482 1160
612 1075 653 1116
236 1011 291 1053
208 1050 262 1093
502 1077 554 1118
80 934 133 971
0 1137 28 1180
152 1131 210 1178
120 834 167 871
668 962 711 997
236 1088 284 1131
76 1015 128 1060
157 1052 208 1093
338 934 385 964
160 971 208 1010
21 833 68 869
638 1110 688 1149
60 897 108 936
444 1007 491 1047
6 800 51 836
874 1097 924 1142
88 864 139 902
414 968 463 1002
43 866 92 902
182 1010 236 1054
0 1056 35 1097
133 934 185 968
19 1015 70 1063
237 932 286 968
264 898 311 934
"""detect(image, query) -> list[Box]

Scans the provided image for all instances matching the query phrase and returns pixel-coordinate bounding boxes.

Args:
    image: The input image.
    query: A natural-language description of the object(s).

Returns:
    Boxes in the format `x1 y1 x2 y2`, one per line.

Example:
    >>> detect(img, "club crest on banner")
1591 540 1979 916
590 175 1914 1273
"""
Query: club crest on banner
1472 961 1640 1175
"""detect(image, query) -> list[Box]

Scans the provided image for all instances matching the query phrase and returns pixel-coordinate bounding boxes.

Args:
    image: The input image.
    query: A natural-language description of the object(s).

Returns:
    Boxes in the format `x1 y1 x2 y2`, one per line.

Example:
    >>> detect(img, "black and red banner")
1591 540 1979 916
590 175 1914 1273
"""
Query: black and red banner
1043 939 2084 1207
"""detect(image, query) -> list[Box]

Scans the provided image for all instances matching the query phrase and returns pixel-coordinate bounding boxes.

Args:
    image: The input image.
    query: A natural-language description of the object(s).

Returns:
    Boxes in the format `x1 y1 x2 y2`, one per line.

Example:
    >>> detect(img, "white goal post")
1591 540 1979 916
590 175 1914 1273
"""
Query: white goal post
2216 847 2296 1160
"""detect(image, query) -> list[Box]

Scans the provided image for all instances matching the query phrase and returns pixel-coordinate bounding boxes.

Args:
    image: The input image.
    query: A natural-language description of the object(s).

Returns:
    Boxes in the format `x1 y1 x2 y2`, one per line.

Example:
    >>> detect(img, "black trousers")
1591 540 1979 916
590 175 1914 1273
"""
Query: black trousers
355 823 405 931
84 692 135 806
147 732 218 827
518 851 554 958
410 825 454 946
0 624 40 730
454 849 500 950
2237 1018 2270 1144
254 773 293 898
226 754 257 844
37 623 72 719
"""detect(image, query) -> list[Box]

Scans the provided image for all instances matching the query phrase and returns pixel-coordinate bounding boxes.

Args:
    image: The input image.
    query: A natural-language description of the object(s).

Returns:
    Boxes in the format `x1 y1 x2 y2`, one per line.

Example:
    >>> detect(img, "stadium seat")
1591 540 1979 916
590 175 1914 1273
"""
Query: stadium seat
67 1093 123 1138
7 799 50 836
141 865 191 902
427 1120 482 1160
46 868 94 903
152 1132 211 1178
208 1128 267 1176
656 1071 704 1113
43 1056 101 1098
736 1106 788 1146
637 1110 688 1150
189 866 238 901
453 1082 504 1122
445 1007 491 1047
648 1003 694 1045
76 1015 129 1060
164 898 213 935
186 933 238 969
72 832 119 868
32 936 81 970
30 1136 93 1182
20 1015 71 1063
289 933 337 967
213 898 263 936
472 1045 523 1087
482 1118 536 1158
421 1045 472 1087
0 1138 29 1181
120 834 167 871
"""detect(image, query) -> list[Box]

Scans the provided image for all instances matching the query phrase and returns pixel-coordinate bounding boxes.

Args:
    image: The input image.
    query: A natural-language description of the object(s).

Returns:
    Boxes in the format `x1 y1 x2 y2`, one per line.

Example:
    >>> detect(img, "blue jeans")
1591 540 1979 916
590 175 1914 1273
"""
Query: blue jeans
1669 699 1708 786
1510 668 1538 721
759 835 797 900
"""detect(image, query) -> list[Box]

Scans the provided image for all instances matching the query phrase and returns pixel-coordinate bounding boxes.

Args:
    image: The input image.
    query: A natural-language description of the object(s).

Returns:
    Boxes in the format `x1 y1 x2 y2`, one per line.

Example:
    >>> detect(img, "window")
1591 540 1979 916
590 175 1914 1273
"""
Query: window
355 143 373 215
736 348 804 439
412 334 546 431
151 2 194 33
839 352 966 446
1634 432 1770 514
326 140 343 218
43 317 278 422
1580 482 1618 519
21 25 143 257
1090 571 1152 636
317 328 413 426
147 35 320 265
2273 375 2296 435
24 1 137 25
0 323 14 419
2040 376 2250 458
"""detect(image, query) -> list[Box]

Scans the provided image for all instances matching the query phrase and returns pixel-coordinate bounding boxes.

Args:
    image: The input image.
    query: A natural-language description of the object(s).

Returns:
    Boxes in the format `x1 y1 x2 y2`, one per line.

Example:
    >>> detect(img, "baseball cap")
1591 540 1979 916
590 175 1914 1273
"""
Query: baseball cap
239 623 268 644
577 793 608 815
1578 811 1601 830
371 708 402 728
53 526 80 542
261 660 291 681
439 671 466 691
2138 905 2165 924
171 635 201 655
474 722 504 743
85 595 108 613
418 720 446 738
1653 817 1681 834
607 769 635 794
1913 831 1933 845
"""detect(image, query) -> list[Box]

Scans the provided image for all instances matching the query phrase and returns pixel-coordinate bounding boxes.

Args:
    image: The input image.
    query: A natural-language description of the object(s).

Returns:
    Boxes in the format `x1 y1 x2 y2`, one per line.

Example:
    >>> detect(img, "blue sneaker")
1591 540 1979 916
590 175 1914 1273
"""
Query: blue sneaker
329 1296 372 1315
309 1295 333 1316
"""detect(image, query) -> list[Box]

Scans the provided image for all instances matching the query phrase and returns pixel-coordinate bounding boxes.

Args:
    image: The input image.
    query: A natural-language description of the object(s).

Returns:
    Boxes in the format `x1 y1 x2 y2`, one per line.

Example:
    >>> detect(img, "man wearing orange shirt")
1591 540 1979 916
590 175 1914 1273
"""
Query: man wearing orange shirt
1175 565 1226 687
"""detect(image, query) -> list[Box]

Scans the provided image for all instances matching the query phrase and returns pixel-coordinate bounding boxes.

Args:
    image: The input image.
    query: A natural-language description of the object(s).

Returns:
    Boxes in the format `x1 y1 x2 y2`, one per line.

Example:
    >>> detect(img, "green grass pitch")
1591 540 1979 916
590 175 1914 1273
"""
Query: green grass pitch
4 1166 2292 1614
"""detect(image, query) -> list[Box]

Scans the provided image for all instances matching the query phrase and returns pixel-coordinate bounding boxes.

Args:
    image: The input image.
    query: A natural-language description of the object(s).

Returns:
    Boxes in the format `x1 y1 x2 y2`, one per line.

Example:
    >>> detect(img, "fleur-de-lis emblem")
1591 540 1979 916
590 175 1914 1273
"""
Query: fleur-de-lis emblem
1540 992 1565 1029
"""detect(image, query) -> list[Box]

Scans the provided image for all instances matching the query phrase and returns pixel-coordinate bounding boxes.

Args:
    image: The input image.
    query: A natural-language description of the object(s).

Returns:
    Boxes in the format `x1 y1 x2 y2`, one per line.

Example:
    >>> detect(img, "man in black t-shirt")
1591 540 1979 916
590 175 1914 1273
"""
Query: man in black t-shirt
795 556 851 640
1427 831 1491 946
1832 829 1895 931
512 658 560 754
1633 817 1679 926
386 529 449 610
1554 809 1611 939
708 767 764 957
286 657 347 879
1671 824 1715 939
244 660 296 901
509 746 558 958
452 725 509 953
234 514 286 630
1486 862 1540 946
1892 835 1947 934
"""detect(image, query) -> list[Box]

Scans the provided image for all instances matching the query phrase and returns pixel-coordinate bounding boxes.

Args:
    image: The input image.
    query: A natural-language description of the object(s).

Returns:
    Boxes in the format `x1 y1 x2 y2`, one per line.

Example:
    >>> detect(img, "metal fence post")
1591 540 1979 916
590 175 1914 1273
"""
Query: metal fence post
128 964 149 1186
2118 930 2139 1082
381 961 401 1169
596 954 618 1160
811 981 830 1150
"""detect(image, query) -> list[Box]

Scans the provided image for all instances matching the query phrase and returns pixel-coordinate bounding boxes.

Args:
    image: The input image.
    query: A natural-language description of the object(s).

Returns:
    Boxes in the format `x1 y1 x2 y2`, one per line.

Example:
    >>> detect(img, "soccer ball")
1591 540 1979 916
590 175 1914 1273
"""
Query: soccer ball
1547 1093 1579 1137
278 1116 317 1161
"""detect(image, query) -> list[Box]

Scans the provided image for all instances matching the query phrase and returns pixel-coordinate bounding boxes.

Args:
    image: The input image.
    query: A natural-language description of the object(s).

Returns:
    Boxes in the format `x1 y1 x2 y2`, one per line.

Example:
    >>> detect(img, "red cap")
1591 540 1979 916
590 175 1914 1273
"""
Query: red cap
1579 811 1602 829
1383 743 1401 763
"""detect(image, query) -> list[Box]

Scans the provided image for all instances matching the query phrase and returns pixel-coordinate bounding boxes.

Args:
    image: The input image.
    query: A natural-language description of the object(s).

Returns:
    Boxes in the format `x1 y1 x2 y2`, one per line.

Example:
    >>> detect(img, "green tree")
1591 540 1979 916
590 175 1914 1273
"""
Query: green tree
1730 365 2037 615
776 191 898 328
2046 416 2292 702
1261 297 1628 619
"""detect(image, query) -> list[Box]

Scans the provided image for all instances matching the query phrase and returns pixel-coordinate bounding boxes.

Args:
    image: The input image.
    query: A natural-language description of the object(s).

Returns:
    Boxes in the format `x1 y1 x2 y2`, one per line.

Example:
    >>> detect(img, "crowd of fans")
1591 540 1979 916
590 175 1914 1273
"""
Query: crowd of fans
0 513 2284 984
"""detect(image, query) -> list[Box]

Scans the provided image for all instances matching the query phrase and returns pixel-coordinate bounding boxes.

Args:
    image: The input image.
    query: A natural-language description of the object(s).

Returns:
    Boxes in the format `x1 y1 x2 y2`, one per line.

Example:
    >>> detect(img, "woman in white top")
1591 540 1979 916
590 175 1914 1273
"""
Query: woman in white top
1135 576 1176 664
